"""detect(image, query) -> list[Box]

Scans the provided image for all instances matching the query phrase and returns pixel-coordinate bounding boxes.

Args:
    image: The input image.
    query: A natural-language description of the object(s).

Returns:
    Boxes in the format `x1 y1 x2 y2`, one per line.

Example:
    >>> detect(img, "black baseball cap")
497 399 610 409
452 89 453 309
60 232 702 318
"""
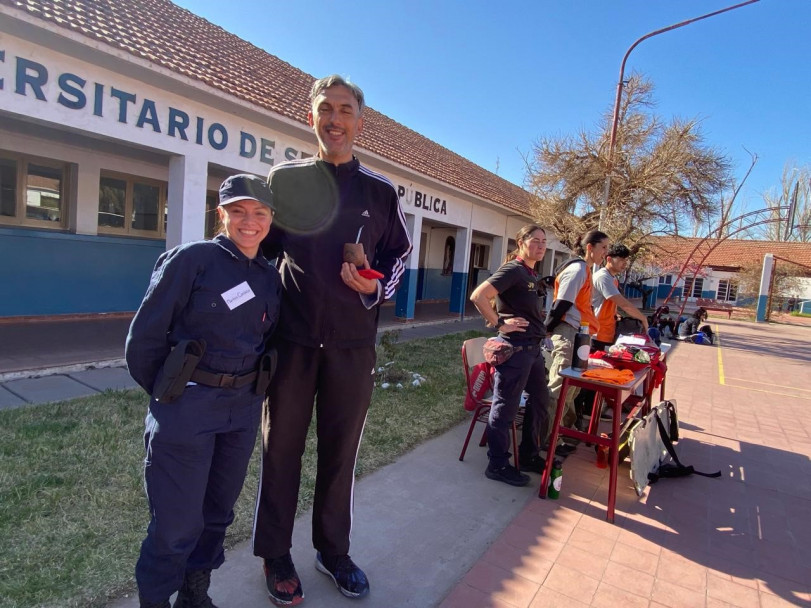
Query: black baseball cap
218 174 274 210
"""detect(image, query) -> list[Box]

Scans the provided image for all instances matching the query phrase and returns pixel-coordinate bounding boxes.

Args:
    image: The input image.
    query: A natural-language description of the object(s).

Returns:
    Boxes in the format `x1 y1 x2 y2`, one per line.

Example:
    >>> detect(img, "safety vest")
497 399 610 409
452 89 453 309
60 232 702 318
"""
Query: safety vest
553 259 599 334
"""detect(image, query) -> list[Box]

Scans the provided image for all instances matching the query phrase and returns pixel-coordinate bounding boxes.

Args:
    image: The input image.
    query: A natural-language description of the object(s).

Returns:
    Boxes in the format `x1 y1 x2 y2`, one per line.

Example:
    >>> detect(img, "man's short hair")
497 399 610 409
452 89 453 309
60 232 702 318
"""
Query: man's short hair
607 244 631 259
310 75 365 113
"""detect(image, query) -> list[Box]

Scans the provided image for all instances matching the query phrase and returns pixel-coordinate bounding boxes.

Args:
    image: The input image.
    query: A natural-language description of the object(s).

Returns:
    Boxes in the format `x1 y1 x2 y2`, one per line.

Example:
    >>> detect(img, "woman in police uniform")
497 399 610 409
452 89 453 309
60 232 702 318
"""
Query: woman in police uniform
470 224 551 487
126 174 281 608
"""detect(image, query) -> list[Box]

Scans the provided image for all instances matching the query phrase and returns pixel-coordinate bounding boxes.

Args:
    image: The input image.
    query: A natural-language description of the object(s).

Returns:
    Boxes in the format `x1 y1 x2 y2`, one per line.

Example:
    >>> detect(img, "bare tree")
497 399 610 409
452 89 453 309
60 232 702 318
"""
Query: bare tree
526 74 732 253
740 164 811 242
735 258 803 302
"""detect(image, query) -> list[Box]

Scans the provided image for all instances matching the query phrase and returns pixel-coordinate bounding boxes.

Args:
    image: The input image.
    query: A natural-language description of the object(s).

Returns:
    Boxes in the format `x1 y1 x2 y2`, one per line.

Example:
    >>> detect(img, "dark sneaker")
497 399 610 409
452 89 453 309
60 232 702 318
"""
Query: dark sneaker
263 554 303 606
485 464 530 486
315 552 370 598
554 443 577 457
519 455 547 474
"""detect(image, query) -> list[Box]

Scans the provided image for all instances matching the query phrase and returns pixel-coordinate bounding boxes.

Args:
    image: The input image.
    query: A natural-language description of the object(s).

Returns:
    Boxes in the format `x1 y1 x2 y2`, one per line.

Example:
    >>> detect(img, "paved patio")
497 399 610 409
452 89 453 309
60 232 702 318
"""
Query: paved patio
440 318 811 608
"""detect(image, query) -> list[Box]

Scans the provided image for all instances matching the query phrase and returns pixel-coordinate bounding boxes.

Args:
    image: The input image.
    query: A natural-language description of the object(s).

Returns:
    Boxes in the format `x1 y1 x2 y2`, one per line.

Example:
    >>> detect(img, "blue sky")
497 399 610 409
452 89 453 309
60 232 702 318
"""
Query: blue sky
176 0 808 215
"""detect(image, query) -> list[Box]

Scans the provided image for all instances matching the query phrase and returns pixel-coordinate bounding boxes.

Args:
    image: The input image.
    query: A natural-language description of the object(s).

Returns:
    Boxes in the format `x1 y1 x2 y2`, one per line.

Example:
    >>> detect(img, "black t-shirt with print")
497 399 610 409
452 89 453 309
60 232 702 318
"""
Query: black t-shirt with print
487 259 545 342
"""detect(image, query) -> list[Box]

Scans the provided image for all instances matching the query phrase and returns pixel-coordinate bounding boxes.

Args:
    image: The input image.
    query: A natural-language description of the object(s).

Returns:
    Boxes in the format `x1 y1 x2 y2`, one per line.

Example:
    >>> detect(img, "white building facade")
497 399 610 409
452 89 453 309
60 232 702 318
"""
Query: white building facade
0 1 567 320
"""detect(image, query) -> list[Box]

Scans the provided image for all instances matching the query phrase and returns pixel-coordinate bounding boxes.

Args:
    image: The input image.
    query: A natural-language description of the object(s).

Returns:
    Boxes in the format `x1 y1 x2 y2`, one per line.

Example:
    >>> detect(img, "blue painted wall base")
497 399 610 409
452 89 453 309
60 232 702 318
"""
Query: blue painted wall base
395 268 416 319
449 271 468 314
756 294 769 322
0 227 163 317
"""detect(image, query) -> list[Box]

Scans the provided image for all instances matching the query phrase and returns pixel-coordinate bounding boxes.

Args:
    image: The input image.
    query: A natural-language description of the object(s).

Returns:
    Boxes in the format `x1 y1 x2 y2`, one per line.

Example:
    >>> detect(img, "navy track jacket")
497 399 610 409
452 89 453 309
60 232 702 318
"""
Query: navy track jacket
262 157 412 349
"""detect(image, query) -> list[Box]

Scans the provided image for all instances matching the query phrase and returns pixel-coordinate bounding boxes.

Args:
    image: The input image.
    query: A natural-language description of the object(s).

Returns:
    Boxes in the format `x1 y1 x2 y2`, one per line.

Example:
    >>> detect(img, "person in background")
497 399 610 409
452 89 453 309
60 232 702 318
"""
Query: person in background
126 175 281 608
678 307 713 344
253 75 411 605
649 304 676 339
543 230 609 454
469 225 551 487
592 244 649 352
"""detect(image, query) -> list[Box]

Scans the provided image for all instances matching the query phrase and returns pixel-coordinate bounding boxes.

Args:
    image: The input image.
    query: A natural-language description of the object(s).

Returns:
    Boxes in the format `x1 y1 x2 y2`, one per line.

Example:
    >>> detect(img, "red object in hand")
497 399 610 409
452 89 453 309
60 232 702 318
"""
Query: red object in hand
358 268 384 280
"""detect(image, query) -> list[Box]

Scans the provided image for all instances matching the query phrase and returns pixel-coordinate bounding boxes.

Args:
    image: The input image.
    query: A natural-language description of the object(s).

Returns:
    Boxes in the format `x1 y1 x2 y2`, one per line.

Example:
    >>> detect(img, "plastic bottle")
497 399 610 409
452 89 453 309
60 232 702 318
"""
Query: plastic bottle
547 460 563 499
595 444 608 469
571 324 591 371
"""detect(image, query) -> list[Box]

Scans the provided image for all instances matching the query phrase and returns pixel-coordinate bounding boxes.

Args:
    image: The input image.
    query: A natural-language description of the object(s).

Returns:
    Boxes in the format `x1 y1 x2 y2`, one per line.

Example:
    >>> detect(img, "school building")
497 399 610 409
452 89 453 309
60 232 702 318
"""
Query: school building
0 0 570 321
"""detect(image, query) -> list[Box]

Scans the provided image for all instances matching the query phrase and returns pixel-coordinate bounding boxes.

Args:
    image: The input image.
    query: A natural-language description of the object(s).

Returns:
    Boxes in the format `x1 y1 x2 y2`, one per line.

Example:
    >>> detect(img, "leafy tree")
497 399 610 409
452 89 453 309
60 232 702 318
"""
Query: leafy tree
526 74 733 253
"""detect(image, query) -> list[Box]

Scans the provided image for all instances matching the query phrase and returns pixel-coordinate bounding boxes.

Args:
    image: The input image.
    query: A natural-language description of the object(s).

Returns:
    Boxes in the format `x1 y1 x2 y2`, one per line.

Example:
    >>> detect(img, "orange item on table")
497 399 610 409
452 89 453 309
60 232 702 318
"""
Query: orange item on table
581 368 635 385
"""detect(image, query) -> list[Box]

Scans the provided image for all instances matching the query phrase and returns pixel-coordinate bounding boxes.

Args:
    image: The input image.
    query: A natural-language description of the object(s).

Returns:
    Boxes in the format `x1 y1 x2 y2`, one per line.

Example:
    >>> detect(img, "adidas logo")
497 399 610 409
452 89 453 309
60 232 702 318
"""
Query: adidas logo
361 210 370 217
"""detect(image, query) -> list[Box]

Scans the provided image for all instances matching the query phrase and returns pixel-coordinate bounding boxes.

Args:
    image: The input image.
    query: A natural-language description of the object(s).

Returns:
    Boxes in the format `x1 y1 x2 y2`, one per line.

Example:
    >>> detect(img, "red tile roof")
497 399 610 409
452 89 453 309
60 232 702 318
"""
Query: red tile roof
1 0 534 215
650 236 811 273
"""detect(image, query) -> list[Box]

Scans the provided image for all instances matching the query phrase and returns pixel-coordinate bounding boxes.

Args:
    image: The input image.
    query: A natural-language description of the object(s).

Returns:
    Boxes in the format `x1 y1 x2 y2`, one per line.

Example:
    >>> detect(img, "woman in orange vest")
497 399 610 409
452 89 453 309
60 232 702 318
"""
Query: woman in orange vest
542 230 609 453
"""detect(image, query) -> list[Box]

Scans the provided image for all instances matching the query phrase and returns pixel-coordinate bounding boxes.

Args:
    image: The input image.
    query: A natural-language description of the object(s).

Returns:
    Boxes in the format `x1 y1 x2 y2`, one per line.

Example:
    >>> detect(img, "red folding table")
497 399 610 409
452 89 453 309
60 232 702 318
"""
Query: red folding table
539 366 652 523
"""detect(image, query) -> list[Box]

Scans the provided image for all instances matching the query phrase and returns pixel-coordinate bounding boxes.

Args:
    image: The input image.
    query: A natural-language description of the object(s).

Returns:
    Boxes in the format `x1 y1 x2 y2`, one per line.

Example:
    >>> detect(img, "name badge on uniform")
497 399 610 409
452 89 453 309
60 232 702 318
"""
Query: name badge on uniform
221 281 255 310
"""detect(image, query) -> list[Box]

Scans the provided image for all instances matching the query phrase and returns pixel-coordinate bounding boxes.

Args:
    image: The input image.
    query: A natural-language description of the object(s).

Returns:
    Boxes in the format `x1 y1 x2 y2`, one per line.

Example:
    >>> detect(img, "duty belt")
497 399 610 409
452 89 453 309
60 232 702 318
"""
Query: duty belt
511 343 541 353
190 369 258 389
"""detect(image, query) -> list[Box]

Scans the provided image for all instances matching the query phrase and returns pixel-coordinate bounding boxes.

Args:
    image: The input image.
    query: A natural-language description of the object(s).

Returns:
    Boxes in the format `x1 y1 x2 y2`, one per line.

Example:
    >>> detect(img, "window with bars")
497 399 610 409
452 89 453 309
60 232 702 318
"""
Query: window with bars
717 279 738 302
683 277 704 299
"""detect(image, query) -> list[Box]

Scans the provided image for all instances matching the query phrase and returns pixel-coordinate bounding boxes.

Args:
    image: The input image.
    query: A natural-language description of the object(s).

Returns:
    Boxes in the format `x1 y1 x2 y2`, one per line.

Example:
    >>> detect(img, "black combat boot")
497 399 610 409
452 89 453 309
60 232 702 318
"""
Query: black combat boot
139 595 170 608
172 569 218 608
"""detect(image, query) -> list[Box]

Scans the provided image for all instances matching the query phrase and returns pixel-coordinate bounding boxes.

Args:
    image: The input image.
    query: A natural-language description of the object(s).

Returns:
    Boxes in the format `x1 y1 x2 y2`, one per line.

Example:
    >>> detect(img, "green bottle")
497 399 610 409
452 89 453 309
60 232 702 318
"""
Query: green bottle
548 460 563 499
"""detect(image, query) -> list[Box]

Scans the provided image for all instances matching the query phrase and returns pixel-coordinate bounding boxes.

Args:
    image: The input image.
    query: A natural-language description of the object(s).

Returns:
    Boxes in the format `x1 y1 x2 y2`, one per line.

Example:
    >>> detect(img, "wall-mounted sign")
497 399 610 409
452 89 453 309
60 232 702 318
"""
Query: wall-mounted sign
0 50 309 166
397 184 447 215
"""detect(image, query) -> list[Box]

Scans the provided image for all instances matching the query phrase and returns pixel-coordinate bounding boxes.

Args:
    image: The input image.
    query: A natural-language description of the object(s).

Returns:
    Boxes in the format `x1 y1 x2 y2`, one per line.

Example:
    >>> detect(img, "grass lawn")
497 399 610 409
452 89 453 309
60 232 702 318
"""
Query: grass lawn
0 330 482 608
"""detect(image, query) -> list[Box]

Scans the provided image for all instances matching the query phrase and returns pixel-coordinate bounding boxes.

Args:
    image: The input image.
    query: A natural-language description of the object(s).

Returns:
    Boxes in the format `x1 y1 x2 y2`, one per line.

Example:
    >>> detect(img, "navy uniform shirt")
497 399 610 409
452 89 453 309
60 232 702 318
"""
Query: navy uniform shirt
126 234 281 394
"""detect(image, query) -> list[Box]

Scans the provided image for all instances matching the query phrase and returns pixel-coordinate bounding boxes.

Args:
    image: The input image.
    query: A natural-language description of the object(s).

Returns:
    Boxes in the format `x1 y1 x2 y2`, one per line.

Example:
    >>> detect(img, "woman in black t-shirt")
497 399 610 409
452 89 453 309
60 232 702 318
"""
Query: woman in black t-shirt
470 224 551 487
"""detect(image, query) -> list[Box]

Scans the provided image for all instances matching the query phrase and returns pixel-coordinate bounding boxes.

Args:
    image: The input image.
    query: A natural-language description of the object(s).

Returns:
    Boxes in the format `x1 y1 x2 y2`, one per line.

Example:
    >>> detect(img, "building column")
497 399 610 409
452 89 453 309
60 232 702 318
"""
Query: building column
395 213 422 320
756 253 774 323
166 154 208 249
490 235 506 272
449 226 472 314
71 158 101 235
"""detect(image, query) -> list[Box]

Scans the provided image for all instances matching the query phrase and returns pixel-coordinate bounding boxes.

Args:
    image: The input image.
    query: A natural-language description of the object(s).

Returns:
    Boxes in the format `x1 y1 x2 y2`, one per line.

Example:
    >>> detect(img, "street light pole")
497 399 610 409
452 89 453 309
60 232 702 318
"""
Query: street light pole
599 0 760 229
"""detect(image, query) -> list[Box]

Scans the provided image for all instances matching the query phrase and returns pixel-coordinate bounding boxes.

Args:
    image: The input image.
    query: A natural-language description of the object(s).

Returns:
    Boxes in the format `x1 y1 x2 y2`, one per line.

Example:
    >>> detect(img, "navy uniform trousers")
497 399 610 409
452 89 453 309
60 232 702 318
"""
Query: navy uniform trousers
253 338 376 559
487 345 550 469
136 383 262 603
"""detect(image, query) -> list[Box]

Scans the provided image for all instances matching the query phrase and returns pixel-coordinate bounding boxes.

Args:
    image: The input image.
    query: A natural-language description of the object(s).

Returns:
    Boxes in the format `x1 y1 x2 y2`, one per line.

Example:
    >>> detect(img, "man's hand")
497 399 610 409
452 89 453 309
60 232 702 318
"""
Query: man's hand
341 256 378 295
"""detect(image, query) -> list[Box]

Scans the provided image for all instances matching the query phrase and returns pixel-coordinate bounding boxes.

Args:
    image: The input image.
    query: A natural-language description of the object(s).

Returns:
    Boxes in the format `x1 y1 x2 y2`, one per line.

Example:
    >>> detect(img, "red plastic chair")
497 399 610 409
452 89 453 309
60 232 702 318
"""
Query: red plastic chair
458 337 522 469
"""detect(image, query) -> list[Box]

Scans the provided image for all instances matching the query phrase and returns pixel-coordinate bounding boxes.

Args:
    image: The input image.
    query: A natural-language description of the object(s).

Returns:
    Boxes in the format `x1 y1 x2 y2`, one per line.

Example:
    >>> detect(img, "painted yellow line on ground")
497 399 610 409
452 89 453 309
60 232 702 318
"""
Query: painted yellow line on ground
716 324 725 385
725 377 811 393
723 384 811 401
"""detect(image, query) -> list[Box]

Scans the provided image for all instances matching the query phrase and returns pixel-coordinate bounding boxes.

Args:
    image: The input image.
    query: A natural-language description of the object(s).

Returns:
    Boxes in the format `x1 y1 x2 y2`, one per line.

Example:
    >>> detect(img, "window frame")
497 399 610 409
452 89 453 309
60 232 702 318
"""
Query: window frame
0 150 70 230
717 279 738 302
97 170 167 238
683 277 704 299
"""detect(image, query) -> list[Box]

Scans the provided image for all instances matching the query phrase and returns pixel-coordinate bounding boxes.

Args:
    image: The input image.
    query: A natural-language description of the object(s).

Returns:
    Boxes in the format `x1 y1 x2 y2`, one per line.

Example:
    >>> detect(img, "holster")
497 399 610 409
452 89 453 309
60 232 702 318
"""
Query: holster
254 348 278 396
153 339 206 403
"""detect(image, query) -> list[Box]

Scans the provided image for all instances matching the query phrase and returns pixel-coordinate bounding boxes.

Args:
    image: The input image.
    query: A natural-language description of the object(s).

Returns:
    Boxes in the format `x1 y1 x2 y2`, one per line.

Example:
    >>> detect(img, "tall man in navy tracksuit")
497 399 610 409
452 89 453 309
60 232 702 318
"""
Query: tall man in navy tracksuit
253 75 412 605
